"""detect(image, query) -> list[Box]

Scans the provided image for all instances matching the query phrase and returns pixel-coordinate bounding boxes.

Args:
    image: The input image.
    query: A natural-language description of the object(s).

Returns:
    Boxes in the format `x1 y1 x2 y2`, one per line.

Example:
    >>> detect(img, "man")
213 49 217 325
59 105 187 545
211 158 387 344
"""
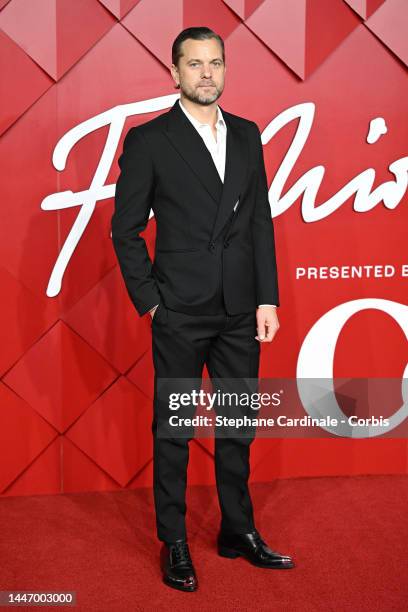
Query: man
111 26 294 592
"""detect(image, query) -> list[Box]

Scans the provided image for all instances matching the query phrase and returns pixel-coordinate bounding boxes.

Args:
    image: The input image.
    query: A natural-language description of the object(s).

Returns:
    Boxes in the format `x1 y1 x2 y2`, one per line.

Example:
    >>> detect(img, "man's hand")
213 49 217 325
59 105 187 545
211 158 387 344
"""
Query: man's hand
255 305 279 342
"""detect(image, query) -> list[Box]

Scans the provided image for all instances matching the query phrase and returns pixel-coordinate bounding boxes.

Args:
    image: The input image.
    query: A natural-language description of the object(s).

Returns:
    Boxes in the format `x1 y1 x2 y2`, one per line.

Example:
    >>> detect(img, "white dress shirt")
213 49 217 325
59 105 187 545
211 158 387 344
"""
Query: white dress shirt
178 98 227 181
150 98 276 312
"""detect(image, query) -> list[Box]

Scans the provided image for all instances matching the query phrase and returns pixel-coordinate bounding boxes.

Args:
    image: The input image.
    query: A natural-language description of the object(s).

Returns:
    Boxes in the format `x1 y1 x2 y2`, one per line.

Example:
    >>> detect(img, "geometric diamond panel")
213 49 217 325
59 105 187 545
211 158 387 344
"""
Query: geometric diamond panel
0 266 57 377
127 348 154 399
344 0 386 20
62 436 122 493
3 321 117 433
122 0 240 67
223 0 263 20
66 377 152 486
98 0 141 20
64 266 151 374
0 0 115 80
0 30 53 136
365 0 408 67
2 437 62 497
245 0 360 79
0 87 60 300
0 382 57 492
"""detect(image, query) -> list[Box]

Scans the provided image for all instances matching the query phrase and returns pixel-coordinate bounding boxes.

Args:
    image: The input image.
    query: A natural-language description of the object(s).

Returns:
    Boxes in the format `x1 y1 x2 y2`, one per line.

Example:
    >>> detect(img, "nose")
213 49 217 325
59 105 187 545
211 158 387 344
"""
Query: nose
201 64 213 78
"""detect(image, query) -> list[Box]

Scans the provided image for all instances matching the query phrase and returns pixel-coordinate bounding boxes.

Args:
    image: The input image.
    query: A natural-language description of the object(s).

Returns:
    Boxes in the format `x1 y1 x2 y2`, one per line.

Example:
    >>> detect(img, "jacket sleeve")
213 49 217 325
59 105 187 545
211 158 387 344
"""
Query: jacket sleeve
250 122 280 307
111 126 161 317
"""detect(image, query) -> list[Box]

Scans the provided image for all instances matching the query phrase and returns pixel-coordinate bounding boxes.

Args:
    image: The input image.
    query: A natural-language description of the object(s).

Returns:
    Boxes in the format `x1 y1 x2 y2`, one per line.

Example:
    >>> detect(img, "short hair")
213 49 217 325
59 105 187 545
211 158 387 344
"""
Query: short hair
172 27 225 67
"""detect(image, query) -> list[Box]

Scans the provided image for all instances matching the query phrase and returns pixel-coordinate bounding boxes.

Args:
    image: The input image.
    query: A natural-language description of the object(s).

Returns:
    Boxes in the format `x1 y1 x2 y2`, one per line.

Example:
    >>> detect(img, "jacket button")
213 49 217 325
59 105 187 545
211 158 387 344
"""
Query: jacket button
223 241 230 248
209 241 216 251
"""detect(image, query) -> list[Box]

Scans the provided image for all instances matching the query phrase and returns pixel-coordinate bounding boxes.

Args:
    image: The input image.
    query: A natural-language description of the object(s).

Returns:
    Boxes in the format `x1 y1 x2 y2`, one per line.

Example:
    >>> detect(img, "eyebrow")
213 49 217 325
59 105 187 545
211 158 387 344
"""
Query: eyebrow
187 58 223 63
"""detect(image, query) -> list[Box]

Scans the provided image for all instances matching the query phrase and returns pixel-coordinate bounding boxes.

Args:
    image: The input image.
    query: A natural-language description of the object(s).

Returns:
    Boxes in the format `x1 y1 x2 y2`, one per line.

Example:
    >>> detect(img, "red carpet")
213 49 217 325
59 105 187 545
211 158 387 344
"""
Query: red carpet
1 475 407 611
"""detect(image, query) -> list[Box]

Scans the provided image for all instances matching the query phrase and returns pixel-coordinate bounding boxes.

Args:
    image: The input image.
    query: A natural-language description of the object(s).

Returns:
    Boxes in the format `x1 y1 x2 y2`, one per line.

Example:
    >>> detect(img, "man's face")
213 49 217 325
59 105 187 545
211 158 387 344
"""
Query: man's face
171 38 225 106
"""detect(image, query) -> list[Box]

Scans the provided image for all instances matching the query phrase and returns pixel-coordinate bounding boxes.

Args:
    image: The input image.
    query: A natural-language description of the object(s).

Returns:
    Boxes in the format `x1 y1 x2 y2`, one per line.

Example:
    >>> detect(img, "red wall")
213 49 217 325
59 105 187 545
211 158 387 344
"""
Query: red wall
0 0 407 497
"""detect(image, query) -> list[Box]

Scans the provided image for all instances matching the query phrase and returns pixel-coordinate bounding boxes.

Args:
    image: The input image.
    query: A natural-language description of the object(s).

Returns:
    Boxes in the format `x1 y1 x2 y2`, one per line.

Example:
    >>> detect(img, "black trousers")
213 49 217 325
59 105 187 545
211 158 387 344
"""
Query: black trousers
150 299 260 543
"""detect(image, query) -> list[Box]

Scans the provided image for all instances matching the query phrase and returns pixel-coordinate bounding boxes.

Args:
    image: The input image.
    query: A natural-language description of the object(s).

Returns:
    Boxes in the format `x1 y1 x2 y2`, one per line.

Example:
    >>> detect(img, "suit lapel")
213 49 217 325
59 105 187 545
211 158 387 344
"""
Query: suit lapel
212 103 248 241
164 99 249 242
164 99 223 205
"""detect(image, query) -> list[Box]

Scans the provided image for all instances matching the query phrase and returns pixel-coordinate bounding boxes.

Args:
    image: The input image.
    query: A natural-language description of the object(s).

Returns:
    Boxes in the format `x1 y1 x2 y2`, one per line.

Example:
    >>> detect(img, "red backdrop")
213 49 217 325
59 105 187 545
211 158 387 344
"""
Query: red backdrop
0 0 407 498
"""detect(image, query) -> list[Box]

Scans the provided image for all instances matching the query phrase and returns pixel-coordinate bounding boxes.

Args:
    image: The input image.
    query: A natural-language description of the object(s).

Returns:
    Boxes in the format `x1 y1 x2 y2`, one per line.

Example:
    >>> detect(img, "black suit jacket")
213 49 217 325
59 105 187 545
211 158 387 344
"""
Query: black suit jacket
111 98 279 317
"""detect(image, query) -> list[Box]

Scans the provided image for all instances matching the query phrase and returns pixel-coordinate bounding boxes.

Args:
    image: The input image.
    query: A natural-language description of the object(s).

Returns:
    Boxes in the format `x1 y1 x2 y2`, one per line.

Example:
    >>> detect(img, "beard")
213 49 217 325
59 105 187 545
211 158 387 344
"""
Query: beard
180 82 223 106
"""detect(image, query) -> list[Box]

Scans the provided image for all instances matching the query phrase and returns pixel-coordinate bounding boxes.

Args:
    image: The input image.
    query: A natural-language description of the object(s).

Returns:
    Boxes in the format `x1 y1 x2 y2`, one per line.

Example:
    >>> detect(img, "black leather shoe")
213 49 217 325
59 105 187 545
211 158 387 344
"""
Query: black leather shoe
160 539 198 591
217 528 294 569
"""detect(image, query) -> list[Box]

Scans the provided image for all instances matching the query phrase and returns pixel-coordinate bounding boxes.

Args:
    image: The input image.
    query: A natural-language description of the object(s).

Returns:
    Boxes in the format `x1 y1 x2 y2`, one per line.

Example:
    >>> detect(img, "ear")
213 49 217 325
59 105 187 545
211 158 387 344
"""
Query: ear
170 63 179 87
